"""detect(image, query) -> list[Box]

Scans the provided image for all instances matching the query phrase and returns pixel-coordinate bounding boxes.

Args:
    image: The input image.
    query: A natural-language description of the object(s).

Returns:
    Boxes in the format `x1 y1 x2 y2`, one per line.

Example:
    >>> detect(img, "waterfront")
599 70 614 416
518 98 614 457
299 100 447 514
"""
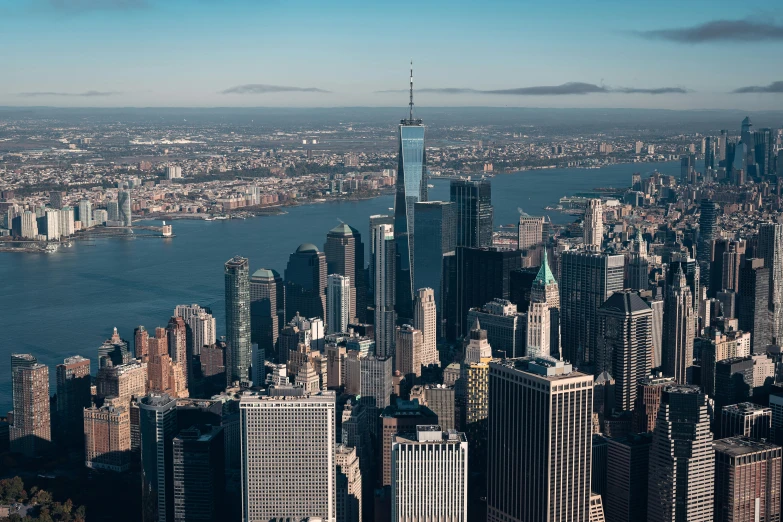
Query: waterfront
0 161 679 410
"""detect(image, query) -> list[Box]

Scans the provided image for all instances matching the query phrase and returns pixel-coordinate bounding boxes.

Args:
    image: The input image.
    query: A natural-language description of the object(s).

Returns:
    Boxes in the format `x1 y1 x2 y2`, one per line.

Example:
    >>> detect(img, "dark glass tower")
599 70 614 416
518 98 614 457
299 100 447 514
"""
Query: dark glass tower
325 223 365 323
140 393 178 522
697 199 719 285
225 256 251 386
738 258 771 354
450 178 493 248
284 243 327 322
413 201 456 335
394 64 427 323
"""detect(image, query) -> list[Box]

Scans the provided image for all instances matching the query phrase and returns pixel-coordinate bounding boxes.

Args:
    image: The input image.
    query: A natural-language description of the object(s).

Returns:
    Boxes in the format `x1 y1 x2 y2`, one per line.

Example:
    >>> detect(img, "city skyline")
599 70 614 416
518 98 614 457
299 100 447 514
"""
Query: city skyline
1 0 782 109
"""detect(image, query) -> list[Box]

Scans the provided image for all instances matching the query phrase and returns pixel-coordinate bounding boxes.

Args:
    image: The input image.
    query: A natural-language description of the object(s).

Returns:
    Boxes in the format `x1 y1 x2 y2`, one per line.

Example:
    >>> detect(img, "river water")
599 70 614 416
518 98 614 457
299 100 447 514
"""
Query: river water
0 161 679 410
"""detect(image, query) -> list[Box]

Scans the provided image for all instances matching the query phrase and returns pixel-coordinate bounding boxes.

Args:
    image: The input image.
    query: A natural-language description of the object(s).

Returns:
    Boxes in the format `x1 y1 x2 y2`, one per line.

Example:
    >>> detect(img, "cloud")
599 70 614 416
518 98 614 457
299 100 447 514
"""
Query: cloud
375 82 687 96
637 19 783 43
733 81 783 93
221 84 331 94
18 90 121 97
45 0 149 12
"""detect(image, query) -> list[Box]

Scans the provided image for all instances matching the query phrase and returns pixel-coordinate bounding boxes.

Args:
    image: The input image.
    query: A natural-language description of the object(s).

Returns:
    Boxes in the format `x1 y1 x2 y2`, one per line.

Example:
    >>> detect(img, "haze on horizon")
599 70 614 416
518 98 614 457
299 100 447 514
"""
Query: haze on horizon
1 0 782 110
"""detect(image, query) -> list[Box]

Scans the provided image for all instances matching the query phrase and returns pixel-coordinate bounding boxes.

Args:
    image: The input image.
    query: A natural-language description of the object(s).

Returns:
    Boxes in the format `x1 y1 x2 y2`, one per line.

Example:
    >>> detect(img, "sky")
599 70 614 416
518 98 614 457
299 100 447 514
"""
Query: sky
0 0 782 109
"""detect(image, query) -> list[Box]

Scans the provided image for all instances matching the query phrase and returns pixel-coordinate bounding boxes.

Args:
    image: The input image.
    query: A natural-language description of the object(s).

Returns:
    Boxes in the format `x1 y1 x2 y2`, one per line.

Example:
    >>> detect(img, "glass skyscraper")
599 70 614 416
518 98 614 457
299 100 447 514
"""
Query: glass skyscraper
450 178 493 248
394 68 427 323
225 256 251 386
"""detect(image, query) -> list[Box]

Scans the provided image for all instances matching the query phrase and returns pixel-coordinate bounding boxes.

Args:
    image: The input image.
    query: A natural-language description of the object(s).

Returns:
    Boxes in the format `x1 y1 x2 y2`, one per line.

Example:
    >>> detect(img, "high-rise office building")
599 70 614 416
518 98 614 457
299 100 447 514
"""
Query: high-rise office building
167 315 188 383
700 329 750 397
713 437 781 522
391 426 468 522
380 399 438 487
98 327 133 368
248 269 282 364
583 199 603 249
604 433 652 522
633 374 675 433
559 250 625 366
172 425 225 522
647 385 714 522
96 360 147 406
704 136 716 172
285 244 327 322
50 190 64 209
56 355 91 444
335 444 362 522
450 178 493 249
58 206 75 236
139 392 178 522
518 215 544 251
466 299 525 358
410 385 456 432
327 274 352 334
78 199 92 228
526 301 550 358
225 256 251 386
413 287 438 368
374 223 397 358
395 324 423 377
135 326 150 360
10 360 51 457
43 207 60 240
667 255 701 315
174 304 216 358
697 199 720 282
596 291 653 412
758 223 783 344
487 357 593 522
627 230 649 291
325 223 365 323
368 214 394 301
359 355 393 411
755 128 775 178
455 247 522 337
680 155 694 184
394 70 428 324
413 201 456 332
240 390 336 521
118 189 132 227
721 402 772 440
662 265 694 384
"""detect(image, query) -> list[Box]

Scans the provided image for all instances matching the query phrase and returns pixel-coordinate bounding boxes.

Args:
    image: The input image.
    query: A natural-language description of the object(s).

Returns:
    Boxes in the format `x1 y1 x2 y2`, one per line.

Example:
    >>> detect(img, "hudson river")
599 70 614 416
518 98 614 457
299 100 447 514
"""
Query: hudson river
0 161 680 410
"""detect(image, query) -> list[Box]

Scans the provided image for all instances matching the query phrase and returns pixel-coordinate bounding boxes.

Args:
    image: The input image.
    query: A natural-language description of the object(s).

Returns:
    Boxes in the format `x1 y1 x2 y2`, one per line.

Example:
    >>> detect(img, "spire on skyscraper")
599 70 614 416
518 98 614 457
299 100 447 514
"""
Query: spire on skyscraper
409 60 414 122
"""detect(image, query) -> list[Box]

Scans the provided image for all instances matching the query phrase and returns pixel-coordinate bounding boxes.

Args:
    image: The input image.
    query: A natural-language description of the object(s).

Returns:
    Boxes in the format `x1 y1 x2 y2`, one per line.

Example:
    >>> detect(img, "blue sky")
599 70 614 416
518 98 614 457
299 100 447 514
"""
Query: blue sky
1 0 782 109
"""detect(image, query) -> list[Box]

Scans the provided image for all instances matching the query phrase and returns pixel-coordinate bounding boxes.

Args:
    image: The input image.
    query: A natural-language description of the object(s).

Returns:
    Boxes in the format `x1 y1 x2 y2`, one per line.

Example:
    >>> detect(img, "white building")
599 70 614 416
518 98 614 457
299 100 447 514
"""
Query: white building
59 206 75 236
391 425 468 522
20 210 38 239
583 199 603 250
44 208 60 240
526 301 550 358
93 209 108 226
413 288 438 368
166 165 183 179
327 274 351 334
240 389 336 522
174 304 216 356
78 199 92 228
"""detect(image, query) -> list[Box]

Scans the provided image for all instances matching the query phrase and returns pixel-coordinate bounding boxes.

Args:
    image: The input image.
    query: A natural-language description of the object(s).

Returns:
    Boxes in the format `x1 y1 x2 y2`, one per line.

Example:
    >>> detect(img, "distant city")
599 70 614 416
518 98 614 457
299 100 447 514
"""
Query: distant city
3 80 783 522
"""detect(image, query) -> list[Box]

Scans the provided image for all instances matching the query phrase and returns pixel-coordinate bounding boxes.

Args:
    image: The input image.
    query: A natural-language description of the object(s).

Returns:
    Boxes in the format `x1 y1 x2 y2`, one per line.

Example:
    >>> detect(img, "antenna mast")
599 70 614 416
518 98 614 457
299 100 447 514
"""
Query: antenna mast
409 60 414 122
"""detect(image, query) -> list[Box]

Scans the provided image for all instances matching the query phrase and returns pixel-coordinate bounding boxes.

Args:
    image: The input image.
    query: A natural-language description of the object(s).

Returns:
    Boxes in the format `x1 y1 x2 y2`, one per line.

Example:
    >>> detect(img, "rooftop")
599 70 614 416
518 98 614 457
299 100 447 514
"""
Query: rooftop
714 436 780 457
295 243 320 254
600 290 651 315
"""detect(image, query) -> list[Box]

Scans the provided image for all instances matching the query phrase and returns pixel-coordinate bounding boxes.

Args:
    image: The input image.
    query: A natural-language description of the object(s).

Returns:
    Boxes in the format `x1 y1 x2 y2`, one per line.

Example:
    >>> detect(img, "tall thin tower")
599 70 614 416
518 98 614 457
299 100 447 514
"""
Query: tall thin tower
225 256 251 386
663 265 694 384
394 62 427 323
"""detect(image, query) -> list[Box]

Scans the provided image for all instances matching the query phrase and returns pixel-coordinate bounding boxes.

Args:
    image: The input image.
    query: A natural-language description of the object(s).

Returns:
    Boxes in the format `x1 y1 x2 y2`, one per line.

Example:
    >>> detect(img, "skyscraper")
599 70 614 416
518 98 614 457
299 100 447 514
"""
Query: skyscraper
167 316 188 386
713 437 781 522
135 326 149 360
738 258 772 353
487 357 593 522
662 265 695 384
240 390 336 521
413 200 456 332
83 403 131 473
10 360 51 457
704 135 715 172
518 215 544 251
626 230 649 291
248 269 282 364
395 324 423 377
139 392 178 522
755 128 774 178
78 199 92 228
380 399 438 487
583 198 603 249
395 66 428 324
697 199 719 283
450 178 493 249
559 250 625 366
285 244 327 321
455 247 522 337
526 302 550 358
174 304 216 358
359 354 393 412
721 402 772 440
335 444 362 522
325 223 365 323
118 189 132 227
413 287 438 368
327 274 352 334
466 299 525 358
391 426 468 522
604 433 652 522
758 223 783 344
172 425 225 522
96 360 148 407
647 385 714 522
368 214 394 302
225 256 251 386
56 355 91 445
596 291 653 412
374 223 396 358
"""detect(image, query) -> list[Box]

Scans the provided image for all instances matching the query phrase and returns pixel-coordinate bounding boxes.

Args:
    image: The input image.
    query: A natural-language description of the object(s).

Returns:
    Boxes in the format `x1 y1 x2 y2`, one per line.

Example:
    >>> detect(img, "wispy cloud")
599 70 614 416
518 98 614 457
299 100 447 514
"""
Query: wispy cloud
17 90 121 97
733 81 783 93
376 82 687 96
221 84 331 94
637 19 783 43
45 0 149 12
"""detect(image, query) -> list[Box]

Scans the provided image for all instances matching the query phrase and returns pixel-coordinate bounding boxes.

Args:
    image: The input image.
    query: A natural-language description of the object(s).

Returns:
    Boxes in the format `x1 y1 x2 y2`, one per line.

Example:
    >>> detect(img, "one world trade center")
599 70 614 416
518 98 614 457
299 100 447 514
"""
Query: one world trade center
394 63 427 323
